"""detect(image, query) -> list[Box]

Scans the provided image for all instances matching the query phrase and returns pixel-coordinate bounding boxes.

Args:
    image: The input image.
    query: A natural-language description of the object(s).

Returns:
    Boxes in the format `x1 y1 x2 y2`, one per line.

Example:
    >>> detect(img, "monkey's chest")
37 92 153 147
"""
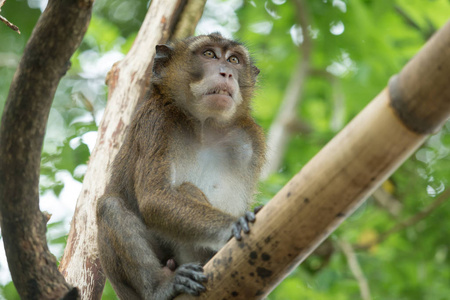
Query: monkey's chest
170 135 254 216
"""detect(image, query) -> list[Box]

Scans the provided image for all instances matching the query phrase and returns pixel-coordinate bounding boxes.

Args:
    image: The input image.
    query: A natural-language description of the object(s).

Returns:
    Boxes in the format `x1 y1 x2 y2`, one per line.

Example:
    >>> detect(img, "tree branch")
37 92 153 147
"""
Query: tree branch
0 0 93 298
372 186 403 217
171 0 207 40
262 0 312 178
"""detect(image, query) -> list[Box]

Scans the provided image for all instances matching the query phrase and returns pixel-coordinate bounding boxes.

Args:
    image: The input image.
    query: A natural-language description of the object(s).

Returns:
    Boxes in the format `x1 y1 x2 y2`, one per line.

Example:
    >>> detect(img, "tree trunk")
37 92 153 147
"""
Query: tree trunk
58 0 206 298
0 0 93 299
177 20 450 300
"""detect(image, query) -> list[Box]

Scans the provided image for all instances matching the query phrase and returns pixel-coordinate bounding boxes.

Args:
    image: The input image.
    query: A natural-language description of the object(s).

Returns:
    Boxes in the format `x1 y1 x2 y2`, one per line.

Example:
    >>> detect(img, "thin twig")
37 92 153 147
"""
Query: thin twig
0 15 20 33
337 239 372 300
0 0 20 34
357 188 450 250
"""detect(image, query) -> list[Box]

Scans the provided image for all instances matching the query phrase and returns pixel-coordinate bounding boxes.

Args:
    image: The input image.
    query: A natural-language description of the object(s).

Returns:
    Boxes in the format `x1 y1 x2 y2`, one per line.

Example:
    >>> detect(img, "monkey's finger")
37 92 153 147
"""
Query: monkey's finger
174 287 203 297
183 271 208 283
232 223 242 240
239 216 251 234
254 205 264 214
179 262 204 272
174 284 200 296
173 278 206 296
177 264 207 282
245 211 256 223
178 269 207 283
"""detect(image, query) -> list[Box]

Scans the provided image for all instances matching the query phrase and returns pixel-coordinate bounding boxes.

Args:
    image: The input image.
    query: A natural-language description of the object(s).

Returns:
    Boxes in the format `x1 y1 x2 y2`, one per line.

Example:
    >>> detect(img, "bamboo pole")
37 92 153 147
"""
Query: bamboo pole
185 20 450 299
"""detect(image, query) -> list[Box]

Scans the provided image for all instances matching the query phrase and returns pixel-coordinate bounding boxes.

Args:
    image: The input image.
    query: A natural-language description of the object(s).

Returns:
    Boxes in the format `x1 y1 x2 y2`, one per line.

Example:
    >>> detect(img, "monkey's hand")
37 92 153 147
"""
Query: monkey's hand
171 263 207 297
231 206 263 241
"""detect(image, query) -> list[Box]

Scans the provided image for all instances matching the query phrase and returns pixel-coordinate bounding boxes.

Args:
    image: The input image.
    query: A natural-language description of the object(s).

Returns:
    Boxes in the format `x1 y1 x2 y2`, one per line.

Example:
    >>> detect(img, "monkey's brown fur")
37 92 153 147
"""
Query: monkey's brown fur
96 33 265 300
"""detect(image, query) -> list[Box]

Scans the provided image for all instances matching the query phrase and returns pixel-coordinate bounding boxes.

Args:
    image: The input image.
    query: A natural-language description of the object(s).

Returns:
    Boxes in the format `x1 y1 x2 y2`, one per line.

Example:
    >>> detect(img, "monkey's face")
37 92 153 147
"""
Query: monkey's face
188 45 246 123
153 34 259 125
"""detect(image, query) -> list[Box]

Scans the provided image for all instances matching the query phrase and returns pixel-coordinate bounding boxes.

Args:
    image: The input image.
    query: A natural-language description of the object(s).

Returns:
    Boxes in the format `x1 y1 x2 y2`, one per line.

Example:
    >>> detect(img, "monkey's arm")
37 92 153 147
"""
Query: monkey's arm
135 178 238 251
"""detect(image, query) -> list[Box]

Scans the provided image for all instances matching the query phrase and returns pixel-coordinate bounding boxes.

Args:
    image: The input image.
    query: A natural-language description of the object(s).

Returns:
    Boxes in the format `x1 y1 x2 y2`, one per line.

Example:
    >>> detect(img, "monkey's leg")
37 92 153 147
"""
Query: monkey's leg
97 196 207 300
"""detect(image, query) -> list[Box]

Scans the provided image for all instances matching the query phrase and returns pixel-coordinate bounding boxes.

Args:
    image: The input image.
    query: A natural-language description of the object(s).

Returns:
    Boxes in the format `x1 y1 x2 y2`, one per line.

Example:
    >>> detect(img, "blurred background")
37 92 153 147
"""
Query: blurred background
0 0 449 299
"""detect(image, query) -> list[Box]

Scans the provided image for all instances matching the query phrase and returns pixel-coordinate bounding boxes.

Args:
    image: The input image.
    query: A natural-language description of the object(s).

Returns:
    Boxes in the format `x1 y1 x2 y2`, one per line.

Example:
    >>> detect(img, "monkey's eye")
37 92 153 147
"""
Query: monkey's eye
203 50 216 59
228 55 239 64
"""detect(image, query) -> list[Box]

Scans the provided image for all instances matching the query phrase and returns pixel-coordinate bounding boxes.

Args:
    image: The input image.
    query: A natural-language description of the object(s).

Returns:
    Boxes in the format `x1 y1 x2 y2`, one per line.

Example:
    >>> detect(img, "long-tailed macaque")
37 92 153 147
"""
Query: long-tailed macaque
96 33 265 300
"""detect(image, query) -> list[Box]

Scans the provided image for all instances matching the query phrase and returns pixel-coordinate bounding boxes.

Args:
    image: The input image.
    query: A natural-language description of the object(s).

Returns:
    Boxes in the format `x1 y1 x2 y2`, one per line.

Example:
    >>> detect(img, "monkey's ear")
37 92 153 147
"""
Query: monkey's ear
153 44 174 76
252 66 260 77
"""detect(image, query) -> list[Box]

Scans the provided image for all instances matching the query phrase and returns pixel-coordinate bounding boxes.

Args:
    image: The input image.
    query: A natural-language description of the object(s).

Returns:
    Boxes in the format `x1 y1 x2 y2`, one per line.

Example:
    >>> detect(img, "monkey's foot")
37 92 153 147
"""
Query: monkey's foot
172 263 207 296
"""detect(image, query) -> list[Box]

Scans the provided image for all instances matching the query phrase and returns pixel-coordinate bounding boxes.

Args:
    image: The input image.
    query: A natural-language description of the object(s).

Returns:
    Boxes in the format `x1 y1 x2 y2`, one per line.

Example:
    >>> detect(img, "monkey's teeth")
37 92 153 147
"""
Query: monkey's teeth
208 89 230 96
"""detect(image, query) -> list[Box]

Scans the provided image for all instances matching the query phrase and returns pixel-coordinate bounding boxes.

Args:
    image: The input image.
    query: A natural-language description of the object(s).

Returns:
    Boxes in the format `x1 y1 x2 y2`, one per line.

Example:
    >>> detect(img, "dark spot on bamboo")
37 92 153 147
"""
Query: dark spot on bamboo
249 272 254 277
264 236 271 244
250 251 257 259
336 212 345 217
287 191 291 197
304 197 310 203
256 267 273 279
261 253 271 261
256 242 263 251
213 258 222 266
232 291 239 297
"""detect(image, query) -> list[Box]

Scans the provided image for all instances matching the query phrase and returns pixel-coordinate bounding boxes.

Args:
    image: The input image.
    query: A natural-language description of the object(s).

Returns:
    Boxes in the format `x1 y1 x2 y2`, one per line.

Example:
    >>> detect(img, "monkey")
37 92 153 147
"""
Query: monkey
96 33 265 300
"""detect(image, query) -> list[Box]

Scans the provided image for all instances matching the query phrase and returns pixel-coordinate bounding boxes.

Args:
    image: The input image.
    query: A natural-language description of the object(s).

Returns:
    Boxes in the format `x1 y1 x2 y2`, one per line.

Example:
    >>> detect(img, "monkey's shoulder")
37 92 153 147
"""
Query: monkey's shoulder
127 99 184 146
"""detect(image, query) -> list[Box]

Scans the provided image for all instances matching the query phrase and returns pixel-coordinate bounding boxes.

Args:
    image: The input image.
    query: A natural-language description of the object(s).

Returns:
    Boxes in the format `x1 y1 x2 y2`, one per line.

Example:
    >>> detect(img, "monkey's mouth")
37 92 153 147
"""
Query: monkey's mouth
206 87 232 97
204 87 234 111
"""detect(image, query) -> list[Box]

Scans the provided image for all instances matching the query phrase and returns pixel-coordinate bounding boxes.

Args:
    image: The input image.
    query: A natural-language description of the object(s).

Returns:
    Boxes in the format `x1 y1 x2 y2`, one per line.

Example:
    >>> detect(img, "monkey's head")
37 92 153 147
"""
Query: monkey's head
152 33 260 124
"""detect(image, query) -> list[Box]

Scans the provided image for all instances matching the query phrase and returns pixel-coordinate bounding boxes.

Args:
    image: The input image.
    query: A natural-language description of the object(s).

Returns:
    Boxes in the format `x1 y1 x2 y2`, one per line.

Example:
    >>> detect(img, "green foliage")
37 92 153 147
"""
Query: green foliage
0 0 449 298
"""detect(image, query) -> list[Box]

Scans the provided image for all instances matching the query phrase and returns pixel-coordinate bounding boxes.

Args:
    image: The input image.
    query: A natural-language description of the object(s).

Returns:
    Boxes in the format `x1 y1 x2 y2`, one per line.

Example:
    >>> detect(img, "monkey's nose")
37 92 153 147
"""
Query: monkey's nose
220 72 232 78
219 67 232 78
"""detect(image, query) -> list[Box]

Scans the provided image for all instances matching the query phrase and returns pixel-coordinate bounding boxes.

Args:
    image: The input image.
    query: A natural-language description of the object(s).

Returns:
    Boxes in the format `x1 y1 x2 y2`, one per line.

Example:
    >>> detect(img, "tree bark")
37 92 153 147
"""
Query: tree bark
171 0 207 40
58 0 207 298
177 20 450 300
0 0 93 299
